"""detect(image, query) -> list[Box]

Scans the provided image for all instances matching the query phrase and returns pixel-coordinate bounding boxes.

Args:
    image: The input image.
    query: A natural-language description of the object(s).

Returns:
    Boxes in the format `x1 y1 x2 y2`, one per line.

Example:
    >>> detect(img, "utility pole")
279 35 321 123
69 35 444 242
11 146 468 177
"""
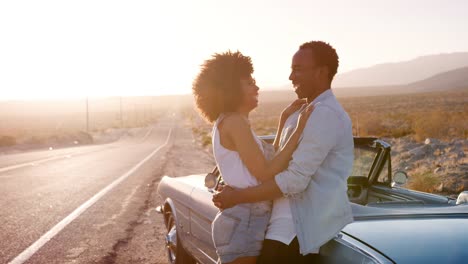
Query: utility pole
86 97 89 133
120 97 123 128
134 104 137 126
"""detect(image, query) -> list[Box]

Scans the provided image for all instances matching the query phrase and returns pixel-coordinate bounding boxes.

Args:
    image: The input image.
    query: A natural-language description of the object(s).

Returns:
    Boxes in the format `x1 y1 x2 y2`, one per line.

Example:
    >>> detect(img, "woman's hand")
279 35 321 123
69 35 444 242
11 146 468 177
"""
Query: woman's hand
295 104 314 132
280 99 307 122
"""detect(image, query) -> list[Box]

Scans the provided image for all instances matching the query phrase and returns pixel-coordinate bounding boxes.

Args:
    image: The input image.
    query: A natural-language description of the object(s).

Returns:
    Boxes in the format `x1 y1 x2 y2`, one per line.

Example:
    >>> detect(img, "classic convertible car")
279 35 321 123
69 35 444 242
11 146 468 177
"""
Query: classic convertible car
157 136 468 264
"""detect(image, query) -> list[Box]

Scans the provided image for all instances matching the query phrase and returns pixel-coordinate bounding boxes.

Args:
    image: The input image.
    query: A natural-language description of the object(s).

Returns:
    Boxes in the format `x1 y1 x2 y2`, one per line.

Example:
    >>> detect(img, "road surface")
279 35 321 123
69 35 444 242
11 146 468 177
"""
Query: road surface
0 115 215 264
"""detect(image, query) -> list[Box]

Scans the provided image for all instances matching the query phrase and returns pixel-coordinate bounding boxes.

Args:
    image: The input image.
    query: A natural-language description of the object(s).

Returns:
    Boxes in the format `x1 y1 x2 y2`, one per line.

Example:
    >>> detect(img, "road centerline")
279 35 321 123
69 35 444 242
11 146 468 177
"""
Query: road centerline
0 154 77 174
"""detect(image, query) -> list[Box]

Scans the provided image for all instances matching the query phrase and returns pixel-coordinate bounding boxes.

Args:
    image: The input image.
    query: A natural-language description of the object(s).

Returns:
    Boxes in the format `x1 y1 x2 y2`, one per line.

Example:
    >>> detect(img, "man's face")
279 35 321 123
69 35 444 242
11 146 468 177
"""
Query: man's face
289 49 321 99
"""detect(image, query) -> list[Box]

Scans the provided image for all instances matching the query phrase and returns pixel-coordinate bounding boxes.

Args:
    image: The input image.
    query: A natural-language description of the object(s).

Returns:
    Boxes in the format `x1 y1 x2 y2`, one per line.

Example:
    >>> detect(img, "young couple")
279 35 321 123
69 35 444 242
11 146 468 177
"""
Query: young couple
192 41 354 264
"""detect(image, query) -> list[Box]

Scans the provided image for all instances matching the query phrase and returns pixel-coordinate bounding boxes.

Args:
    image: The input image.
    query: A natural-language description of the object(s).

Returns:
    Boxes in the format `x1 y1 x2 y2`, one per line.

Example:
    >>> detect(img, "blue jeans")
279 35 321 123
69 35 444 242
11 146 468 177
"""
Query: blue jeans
212 201 272 263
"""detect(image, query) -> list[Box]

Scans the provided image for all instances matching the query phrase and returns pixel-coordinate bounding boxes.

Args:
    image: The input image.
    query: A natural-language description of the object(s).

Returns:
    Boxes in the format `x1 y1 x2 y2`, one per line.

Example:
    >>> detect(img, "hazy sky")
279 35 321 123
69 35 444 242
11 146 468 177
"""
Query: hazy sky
1 0 467 100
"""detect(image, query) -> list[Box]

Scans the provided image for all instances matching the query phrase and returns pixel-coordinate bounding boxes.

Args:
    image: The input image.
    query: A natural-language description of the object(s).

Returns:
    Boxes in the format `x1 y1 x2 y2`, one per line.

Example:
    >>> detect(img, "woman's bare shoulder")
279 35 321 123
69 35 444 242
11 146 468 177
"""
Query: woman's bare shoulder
220 113 249 130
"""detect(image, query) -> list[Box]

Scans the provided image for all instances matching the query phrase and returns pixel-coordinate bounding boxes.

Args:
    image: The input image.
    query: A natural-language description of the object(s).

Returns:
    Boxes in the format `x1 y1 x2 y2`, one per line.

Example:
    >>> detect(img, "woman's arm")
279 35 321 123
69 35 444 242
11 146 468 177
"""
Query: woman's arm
222 105 313 182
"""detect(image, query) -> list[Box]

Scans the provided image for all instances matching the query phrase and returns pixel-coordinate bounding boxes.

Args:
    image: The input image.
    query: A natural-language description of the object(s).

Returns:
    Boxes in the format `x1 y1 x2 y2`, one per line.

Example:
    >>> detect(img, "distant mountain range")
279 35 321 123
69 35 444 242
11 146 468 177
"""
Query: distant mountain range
407 66 468 92
333 52 468 87
269 52 468 97
333 66 468 97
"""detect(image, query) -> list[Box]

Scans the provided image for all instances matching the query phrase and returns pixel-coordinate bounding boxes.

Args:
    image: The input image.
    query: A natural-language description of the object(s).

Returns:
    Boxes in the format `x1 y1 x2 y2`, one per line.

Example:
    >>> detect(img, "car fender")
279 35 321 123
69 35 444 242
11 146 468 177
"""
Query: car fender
163 197 194 252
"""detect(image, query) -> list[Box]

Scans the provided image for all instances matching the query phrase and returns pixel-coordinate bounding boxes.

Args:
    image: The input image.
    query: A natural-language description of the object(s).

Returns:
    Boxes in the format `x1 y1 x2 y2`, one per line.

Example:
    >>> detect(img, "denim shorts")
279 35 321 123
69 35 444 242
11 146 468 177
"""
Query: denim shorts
212 201 272 264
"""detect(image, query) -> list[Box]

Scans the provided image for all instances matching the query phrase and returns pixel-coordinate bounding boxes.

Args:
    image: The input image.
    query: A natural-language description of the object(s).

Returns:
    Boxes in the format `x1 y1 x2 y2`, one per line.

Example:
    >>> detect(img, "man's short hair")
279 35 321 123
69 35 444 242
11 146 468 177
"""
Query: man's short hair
193 51 253 122
299 41 339 83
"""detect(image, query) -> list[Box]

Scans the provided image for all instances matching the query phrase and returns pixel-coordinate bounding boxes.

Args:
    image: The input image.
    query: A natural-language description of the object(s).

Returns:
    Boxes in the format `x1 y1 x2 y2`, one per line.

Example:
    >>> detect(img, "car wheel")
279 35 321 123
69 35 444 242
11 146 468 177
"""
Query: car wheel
165 211 196 264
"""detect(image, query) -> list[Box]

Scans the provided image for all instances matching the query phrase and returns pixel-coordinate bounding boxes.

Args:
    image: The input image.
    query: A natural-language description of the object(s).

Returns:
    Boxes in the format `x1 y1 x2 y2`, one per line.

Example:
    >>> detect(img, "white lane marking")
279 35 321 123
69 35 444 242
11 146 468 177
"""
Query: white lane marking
141 127 153 142
9 128 173 264
1 124 160 176
0 154 76 174
0 145 121 175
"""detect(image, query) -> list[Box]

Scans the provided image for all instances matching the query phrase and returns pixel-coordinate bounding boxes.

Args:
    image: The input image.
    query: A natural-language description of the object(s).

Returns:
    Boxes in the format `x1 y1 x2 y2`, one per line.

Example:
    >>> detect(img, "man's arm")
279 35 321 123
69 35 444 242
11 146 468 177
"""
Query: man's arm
213 179 282 209
275 106 342 195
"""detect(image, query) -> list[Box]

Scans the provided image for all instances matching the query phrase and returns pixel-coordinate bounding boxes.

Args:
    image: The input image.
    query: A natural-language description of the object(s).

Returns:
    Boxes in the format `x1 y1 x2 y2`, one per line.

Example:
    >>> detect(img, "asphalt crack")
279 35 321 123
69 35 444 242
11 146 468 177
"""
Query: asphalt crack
97 151 171 264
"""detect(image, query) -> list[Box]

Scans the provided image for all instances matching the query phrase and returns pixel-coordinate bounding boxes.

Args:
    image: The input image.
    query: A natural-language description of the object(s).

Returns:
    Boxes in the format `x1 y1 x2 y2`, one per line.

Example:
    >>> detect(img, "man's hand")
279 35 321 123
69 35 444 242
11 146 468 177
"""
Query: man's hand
212 185 238 210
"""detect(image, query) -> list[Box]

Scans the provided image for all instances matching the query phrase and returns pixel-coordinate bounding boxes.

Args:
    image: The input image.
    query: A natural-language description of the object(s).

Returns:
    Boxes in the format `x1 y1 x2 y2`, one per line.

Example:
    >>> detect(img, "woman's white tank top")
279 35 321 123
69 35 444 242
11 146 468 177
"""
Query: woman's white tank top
212 114 264 189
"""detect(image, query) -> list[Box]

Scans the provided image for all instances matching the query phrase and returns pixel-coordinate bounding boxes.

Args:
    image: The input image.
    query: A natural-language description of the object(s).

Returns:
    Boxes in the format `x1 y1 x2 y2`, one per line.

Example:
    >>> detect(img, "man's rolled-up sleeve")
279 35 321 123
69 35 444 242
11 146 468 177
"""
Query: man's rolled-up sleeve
275 106 341 195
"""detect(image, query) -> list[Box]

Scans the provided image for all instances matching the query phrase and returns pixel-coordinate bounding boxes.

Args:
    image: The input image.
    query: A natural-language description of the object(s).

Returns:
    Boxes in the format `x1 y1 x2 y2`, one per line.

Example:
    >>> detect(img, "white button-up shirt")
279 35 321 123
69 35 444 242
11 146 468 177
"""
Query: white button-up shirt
271 89 354 255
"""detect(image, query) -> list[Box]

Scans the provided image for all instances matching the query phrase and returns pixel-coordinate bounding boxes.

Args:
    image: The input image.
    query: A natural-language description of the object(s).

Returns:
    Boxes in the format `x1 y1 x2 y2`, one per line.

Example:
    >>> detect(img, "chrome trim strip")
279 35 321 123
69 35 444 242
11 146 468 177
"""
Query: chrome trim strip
190 215 212 234
337 233 393 264
192 245 217 264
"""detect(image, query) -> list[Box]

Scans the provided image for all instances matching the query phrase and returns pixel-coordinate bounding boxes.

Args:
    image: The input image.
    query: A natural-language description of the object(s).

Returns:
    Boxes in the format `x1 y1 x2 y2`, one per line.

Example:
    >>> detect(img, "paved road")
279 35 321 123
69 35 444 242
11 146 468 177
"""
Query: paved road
0 117 181 264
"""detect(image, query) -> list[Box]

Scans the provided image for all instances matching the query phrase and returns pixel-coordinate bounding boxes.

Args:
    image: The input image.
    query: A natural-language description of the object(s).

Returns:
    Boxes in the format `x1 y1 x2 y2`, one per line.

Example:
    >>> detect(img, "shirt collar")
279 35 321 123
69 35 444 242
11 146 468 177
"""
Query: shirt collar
309 89 333 106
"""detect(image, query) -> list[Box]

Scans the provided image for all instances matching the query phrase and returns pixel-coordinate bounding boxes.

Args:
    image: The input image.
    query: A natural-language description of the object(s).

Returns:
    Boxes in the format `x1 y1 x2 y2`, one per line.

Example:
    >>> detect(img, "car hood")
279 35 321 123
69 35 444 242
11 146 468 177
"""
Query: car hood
171 174 207 188
343 210 468 263
157 174 206 201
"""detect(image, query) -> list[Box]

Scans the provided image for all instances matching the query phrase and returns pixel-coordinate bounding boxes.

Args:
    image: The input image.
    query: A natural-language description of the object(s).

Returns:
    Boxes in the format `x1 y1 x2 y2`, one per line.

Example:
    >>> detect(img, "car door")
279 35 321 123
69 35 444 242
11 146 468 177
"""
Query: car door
189 170 220 263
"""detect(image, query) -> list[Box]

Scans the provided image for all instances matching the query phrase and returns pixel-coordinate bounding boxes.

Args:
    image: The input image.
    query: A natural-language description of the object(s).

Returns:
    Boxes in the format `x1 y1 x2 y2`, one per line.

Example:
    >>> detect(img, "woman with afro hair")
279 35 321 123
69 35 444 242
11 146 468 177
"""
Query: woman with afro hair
193 51 313 264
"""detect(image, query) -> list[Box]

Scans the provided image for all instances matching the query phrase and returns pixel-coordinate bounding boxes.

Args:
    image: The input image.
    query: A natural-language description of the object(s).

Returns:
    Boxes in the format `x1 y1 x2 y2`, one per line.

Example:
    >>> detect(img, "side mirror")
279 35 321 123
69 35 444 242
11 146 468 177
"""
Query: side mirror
392 171 408 186
205 172 217 189
456 191 468 205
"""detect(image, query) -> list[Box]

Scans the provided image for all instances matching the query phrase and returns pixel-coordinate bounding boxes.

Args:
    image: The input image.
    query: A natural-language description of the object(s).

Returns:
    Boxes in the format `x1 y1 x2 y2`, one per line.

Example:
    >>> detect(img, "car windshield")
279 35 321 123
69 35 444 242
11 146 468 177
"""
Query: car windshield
214 144 380 181
351 146 379 178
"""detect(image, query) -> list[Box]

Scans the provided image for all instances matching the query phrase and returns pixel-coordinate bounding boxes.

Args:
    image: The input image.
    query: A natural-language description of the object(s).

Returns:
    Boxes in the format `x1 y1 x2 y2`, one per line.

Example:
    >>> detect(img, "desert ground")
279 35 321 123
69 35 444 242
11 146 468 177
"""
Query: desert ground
0 89 467 263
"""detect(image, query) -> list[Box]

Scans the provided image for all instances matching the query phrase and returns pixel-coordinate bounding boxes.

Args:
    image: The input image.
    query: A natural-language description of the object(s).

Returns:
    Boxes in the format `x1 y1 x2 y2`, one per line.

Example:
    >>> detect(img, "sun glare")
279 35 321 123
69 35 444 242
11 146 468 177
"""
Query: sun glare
1 1 468 101
0 1 198 101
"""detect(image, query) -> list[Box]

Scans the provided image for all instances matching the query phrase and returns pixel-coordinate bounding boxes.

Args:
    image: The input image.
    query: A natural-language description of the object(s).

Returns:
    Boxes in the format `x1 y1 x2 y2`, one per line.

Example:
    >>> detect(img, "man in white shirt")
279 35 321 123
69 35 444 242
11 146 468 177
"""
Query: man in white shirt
213 41 354 264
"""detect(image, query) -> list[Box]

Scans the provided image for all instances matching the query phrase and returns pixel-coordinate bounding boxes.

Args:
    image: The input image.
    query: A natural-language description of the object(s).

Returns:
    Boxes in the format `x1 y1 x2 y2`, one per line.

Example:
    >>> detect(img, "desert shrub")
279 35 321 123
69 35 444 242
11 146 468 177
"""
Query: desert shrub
411 110 448 141
25 136 47 145
349 113 413 138
0 136 17 147
410 110 467 141
357 114 387 137
341 91 467 141
200 132 212 147
388 126 413 138
190 116 212 147
251 116 278 136
407 171 441 193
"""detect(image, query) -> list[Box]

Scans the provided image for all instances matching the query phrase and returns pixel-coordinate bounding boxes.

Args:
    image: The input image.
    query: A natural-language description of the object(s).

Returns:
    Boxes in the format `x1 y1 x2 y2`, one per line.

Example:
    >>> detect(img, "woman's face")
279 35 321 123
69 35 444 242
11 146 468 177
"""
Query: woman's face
238 76 259 112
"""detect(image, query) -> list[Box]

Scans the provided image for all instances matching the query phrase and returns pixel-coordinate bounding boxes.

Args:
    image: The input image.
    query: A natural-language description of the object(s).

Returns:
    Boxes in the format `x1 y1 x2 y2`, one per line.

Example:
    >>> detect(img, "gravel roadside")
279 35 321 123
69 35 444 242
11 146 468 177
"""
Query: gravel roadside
110 124 215 264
